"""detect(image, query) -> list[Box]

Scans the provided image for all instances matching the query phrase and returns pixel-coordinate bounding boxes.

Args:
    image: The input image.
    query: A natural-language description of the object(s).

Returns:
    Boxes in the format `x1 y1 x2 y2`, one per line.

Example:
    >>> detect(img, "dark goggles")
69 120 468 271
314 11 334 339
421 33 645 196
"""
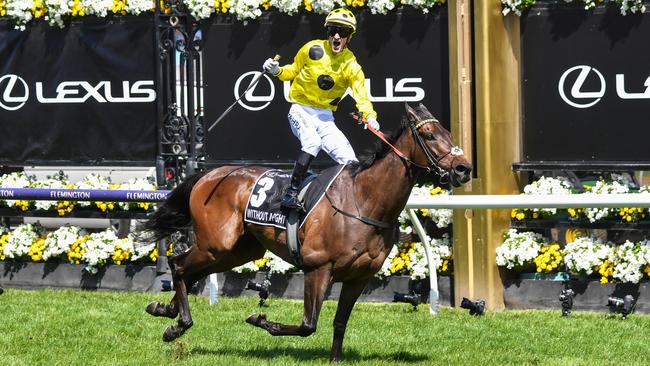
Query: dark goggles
326 25 353 38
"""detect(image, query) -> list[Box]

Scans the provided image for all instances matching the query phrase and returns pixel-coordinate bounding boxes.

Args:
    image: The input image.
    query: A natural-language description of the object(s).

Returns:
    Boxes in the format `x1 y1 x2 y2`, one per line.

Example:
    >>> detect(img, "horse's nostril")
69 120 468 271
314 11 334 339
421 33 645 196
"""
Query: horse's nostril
454 164 472 174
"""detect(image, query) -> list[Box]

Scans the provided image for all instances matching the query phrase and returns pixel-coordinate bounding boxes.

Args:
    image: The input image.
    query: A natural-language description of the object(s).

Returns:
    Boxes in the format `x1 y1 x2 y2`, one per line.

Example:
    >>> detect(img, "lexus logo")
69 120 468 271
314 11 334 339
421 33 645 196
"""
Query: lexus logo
234 71 275 111
0 74 29 111
558 65 606 108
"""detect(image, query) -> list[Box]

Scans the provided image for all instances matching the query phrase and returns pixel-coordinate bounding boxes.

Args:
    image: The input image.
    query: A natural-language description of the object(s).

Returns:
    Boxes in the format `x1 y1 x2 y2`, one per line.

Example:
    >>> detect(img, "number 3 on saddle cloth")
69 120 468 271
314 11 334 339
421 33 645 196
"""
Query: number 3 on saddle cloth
244 165 346 268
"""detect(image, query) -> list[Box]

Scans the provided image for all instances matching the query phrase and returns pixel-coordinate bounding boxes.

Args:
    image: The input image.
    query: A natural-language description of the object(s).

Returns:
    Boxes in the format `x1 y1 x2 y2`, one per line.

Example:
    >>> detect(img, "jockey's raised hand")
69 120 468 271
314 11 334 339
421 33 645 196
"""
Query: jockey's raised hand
263 58 280 75
365 117 380 131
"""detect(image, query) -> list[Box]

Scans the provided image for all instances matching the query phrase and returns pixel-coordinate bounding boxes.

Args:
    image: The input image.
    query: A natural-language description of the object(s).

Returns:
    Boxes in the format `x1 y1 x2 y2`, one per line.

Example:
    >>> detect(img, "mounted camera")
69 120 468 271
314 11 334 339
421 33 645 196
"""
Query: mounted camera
393 291 421 310
559 288 575 317
607 295 635 319
460 297 485 316
246 278 271 306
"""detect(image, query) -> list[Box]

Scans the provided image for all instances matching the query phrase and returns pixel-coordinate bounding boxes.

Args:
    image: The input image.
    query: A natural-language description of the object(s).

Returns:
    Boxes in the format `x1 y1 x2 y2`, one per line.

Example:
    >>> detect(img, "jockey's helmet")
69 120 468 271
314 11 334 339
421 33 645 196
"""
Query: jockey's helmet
324 8 356 34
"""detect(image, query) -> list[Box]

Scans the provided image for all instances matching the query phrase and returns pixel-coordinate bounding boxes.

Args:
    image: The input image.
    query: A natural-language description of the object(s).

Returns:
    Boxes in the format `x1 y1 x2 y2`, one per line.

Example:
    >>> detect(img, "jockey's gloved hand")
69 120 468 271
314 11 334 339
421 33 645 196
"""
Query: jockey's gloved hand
263 58 280 75
365 117 380 131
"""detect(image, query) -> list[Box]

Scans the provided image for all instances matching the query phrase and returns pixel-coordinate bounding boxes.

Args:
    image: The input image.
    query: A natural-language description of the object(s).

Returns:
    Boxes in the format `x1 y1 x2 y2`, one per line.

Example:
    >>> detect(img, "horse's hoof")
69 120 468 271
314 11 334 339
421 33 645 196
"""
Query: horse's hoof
146 302 161 316
245 313 266 326
162 325 183 342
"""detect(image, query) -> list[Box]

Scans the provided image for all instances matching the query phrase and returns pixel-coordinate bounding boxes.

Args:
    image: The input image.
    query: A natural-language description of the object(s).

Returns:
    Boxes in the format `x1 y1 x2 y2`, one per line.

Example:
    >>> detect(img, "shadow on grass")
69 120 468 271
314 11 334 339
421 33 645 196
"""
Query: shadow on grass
191 345 429 363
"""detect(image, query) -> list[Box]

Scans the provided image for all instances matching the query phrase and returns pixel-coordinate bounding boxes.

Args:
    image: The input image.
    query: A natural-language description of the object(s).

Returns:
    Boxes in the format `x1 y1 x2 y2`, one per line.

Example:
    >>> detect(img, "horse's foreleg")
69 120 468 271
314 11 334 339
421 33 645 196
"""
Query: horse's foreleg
246 265 332 337
330 278 368 362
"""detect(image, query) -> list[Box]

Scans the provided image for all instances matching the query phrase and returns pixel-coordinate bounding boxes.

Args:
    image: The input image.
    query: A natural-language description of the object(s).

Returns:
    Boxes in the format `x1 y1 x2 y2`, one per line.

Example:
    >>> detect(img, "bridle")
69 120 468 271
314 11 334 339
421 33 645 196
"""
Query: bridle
353 113 464 182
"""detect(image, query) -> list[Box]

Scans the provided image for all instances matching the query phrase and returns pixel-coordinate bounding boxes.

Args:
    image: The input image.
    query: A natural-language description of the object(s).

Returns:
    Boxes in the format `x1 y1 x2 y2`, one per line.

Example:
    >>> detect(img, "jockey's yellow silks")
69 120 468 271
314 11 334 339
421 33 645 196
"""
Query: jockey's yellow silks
276 40 377 121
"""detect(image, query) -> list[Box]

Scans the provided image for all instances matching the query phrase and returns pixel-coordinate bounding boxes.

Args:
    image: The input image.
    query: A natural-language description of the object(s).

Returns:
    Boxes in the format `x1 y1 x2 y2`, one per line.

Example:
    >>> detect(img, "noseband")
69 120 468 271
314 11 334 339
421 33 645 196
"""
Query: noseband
407 119 464 182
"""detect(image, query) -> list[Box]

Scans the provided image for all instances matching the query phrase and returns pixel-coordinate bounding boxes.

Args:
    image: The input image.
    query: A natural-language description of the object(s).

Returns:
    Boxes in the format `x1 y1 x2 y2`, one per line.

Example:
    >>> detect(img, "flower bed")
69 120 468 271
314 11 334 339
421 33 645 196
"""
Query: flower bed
0 0 448 30
501 0 646 17
0 223 160 273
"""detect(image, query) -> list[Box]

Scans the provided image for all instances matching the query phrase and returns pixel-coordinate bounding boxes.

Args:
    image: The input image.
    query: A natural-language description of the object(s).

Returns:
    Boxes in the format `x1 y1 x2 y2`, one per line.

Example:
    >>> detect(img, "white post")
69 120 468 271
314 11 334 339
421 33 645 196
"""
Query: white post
208 273 218 305
407 209 438 315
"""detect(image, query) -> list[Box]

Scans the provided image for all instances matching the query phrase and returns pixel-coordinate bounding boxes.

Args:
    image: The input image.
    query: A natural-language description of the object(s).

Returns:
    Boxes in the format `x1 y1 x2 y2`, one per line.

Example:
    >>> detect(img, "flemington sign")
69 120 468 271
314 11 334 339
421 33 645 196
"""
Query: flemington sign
521 6 650 163
0 188 170 202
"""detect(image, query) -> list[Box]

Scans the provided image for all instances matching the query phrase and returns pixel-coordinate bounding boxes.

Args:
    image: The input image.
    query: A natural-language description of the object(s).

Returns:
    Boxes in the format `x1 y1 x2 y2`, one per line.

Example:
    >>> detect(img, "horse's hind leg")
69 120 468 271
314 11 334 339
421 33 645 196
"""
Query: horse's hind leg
246 265 332 336
159 232 266 342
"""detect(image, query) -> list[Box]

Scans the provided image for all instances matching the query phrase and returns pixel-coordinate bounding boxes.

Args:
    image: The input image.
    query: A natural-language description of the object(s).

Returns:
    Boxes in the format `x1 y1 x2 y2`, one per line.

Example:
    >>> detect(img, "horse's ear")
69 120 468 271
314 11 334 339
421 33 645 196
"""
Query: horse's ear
405 103 418 122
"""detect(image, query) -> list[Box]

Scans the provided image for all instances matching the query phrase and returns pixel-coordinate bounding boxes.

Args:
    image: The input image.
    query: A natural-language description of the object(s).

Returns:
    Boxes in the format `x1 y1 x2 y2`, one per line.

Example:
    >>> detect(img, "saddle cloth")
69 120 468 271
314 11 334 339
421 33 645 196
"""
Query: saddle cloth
244 164 346 230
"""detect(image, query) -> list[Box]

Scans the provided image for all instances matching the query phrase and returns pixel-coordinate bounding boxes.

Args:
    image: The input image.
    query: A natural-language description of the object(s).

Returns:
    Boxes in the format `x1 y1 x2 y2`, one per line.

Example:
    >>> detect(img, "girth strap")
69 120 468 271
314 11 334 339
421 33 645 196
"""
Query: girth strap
324 192 395 229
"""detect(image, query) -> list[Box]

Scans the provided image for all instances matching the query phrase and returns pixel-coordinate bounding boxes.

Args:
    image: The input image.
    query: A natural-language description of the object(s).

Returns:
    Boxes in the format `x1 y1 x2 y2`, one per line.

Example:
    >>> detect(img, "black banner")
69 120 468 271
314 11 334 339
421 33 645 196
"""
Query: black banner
522 4 650 163
0 17 157 165
202 8 449 166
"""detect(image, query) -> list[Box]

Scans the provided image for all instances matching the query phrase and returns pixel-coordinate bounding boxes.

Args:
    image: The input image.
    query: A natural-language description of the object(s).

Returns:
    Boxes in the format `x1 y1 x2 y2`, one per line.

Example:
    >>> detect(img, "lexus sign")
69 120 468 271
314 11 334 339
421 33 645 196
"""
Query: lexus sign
0 74 156 111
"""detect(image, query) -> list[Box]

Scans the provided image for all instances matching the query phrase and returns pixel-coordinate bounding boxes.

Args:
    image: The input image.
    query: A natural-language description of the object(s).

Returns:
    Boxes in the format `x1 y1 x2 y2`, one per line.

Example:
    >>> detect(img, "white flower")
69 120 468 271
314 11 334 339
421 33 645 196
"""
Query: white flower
274 0 302 15
232 260 261 273
522 176 573 217
127 0 155 14
44 0 72 28
611 240 648 283
563 235 612 275
0 172 33 207
129 233 156 261
185 0 214 20
366 0 396 14
583 176 630 223
5 0 33 30
83 0 114 17
495 229 545 269
265 251 295 273
377 244 400 278
2 223 45 259
74 173 111 207
117 177 157 210
81 229 119 273
32 177 69 211
229 0 263 22
310 0 346 14
43 225 84 260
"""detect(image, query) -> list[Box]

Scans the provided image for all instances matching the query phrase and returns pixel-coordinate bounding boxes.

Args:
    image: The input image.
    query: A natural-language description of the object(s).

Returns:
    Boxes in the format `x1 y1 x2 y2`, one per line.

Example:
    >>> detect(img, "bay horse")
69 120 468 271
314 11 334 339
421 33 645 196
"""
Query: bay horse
140 103 472 362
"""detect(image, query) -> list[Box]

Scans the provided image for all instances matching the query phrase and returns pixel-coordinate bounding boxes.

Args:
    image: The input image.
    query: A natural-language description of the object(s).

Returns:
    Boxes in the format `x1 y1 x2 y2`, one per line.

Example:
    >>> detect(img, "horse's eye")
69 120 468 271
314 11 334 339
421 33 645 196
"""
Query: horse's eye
424 133 435 141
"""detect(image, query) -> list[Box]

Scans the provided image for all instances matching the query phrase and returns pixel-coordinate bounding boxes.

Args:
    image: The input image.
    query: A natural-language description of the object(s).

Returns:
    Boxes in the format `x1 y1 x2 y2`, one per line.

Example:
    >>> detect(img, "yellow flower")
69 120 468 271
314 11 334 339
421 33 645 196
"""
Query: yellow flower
166 242 174 257
112 0 127 15
71 0 85 16
28 237 46 262
261 0 272 10
32 0 45 19
149 247 159 262
303 0 312 11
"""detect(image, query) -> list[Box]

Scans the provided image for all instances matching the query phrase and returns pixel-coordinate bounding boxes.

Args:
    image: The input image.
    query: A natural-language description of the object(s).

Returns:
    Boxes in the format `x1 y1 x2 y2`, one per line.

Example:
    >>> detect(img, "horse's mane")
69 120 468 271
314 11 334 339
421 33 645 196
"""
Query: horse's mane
349 118 408 176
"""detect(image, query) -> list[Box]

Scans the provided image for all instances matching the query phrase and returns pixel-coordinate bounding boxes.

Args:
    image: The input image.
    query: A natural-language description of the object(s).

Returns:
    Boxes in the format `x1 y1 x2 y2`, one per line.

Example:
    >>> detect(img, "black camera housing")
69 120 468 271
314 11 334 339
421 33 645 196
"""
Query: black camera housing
393 292 420 309
607 295 635 319
246 279 271 306
559 288 575 317
460 297 485 316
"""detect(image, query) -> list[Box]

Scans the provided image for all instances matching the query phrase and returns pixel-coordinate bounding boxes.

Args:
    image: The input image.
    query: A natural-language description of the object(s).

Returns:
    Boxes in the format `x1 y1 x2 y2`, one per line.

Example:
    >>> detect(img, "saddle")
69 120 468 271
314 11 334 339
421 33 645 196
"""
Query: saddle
244 165 346 267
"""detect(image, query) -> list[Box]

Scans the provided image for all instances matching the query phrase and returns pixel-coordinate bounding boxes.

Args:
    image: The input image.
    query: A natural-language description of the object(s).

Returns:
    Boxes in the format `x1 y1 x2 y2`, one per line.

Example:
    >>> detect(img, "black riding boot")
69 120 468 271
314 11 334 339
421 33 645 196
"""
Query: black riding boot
281 151 314 210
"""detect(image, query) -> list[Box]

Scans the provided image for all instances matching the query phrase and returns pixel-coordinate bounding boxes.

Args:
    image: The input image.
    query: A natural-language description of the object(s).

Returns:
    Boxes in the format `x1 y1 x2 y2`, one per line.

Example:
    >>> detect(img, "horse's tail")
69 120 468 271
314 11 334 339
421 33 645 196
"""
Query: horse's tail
138 172 206 242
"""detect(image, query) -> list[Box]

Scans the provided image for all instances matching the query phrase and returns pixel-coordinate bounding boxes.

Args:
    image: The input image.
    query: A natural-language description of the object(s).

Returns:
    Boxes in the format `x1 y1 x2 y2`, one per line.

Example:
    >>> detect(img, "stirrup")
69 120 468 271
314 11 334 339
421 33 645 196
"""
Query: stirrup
281 193 304 212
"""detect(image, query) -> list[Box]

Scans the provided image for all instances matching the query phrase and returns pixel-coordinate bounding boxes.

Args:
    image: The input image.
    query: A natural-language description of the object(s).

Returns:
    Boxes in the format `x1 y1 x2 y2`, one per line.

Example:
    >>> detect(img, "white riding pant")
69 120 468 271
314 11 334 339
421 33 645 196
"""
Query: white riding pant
287 104 358 164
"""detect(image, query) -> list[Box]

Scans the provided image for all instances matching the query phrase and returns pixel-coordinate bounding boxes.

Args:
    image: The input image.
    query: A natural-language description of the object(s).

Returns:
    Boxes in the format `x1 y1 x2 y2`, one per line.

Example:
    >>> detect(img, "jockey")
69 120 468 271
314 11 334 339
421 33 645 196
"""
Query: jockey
263 7 380 210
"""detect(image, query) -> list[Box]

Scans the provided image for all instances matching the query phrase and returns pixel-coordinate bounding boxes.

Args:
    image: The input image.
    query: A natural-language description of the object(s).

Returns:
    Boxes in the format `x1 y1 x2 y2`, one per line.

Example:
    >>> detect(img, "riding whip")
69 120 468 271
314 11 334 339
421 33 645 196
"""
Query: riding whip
207 54 281 132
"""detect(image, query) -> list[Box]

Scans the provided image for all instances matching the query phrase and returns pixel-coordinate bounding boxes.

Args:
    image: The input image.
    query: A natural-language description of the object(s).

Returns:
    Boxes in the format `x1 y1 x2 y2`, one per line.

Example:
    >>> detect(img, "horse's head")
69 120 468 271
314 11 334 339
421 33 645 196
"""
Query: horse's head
404 103 472 187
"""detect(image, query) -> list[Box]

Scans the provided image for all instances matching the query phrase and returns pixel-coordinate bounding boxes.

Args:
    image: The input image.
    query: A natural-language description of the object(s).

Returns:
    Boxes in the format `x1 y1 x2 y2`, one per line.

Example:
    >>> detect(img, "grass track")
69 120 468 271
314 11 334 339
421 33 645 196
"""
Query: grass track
1 288 649 365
